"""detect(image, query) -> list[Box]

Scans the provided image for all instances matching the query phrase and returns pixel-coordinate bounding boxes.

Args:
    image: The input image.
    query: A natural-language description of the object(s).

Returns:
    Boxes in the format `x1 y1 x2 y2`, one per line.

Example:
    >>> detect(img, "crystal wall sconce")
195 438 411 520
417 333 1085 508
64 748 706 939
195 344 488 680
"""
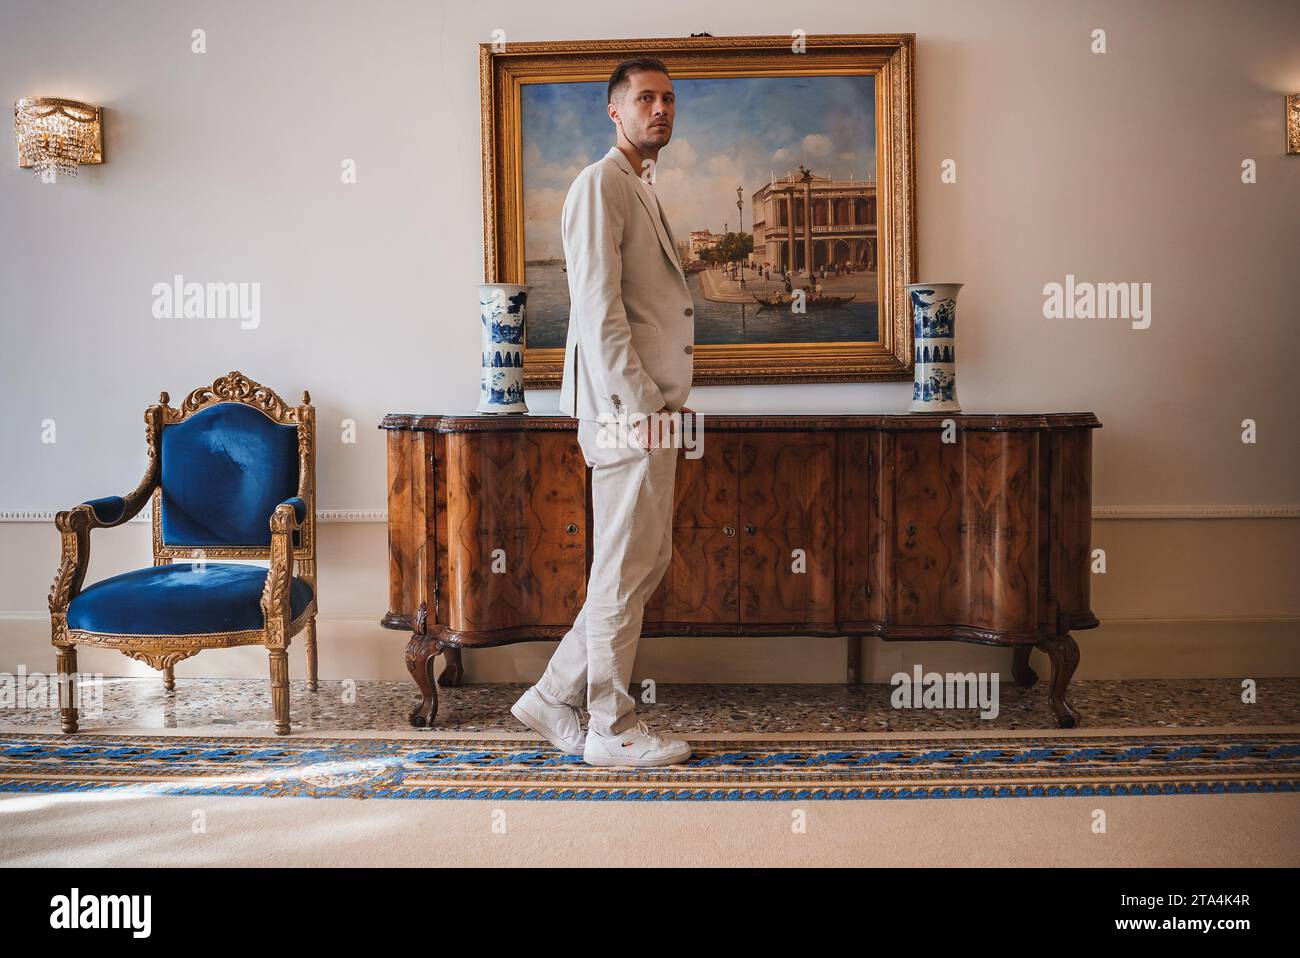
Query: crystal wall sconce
14 97 104 179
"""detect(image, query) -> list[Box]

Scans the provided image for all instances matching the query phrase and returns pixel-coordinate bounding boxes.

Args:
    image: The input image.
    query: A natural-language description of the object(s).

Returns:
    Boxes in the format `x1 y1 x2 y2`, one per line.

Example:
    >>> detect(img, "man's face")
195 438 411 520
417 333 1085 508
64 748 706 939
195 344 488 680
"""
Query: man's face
610 69 675 152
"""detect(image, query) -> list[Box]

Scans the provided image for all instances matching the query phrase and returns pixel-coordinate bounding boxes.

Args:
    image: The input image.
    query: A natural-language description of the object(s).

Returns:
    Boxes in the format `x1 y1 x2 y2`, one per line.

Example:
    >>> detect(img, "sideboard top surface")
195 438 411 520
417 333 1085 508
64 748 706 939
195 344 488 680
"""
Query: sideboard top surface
380 412 1102 433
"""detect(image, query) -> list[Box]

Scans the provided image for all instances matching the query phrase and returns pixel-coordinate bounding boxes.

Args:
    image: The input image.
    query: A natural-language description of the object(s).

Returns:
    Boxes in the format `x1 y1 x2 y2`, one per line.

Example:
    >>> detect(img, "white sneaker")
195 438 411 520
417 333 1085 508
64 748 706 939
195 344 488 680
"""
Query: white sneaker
510 686 586 755
582 719 692 767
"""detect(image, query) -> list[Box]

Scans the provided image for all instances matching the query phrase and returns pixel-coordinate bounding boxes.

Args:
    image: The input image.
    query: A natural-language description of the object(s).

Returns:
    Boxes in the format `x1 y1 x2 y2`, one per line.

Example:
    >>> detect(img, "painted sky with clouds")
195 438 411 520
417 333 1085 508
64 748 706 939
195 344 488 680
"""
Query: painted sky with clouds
521 74 875 259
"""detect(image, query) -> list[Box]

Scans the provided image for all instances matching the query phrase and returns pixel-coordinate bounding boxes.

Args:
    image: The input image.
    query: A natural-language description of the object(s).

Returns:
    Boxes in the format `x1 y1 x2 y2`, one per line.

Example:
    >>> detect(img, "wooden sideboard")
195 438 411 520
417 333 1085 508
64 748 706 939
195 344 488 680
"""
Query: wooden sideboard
380 412 1100 729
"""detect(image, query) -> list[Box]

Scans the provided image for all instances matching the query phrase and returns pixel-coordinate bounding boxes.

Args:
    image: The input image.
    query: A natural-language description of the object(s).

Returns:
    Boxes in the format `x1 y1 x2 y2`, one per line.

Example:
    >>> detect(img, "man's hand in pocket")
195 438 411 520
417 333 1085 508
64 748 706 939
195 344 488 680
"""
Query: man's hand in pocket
633 407 671 451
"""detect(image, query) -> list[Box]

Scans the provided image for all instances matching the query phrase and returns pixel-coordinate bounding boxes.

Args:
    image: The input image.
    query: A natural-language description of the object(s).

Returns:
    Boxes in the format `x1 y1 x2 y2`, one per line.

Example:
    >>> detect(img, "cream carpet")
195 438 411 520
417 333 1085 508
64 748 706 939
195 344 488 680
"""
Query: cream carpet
3 790 1297 867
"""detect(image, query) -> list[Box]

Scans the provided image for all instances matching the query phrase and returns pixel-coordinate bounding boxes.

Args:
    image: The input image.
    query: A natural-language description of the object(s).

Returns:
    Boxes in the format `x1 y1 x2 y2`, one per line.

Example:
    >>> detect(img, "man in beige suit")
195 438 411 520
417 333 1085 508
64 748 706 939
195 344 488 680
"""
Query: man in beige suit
511 57 696 767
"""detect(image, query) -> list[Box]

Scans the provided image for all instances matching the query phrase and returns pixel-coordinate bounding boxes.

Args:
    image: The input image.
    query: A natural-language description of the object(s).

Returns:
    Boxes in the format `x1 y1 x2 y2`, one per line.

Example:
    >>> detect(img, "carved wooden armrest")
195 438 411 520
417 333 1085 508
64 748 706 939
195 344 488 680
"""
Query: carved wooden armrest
49 400 166 618
48 481 156 616
260 499 307 632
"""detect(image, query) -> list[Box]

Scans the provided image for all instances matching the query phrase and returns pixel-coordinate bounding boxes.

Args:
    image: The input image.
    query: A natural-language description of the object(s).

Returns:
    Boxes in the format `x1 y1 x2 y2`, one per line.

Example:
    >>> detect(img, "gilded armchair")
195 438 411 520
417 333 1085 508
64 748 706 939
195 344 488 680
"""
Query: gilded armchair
48 370 319 735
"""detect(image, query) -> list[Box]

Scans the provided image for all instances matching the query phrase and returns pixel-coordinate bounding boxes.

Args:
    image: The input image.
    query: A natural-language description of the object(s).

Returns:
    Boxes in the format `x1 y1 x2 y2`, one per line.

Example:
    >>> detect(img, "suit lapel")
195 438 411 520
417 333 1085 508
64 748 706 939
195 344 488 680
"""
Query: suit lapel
652 193 684 272
606 147 685 280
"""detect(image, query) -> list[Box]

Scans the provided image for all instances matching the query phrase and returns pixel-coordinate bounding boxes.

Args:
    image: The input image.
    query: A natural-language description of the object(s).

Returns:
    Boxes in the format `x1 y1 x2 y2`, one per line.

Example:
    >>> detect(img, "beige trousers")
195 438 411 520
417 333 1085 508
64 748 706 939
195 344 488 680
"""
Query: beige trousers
536 417 679 737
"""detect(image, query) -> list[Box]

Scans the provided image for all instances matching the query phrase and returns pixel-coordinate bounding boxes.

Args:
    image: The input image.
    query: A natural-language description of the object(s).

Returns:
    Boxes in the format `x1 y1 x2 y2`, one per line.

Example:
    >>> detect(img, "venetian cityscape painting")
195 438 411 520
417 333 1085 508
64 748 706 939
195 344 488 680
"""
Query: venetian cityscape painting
520 73 880 351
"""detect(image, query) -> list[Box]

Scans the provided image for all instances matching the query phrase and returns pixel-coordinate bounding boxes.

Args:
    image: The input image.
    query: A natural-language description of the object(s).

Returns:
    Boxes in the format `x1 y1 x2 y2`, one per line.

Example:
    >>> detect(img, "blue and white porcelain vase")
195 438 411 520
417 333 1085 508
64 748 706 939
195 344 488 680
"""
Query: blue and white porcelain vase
906 282 963 414
476 283 531 414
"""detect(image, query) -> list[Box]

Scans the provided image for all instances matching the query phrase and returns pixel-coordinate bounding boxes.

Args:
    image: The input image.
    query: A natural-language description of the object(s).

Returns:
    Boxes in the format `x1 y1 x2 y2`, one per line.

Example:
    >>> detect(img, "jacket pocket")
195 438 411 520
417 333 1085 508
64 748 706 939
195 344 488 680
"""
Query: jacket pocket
627 321 662 382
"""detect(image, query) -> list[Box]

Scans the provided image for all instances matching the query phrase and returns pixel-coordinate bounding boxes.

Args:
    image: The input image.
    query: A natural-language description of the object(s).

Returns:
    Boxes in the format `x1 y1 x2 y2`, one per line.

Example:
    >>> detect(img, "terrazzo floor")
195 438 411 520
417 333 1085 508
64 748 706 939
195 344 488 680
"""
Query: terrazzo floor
2 677 1296 735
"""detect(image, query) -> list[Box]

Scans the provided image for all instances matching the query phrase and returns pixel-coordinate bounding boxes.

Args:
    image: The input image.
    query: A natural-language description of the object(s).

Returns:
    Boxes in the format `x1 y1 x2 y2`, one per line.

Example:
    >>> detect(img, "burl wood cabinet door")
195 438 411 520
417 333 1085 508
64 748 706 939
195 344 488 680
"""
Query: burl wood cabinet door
444 429 587 633
737 432 837 626
890 430 1040 637
835 430 883 627
646 430 836 628
645 431 740 624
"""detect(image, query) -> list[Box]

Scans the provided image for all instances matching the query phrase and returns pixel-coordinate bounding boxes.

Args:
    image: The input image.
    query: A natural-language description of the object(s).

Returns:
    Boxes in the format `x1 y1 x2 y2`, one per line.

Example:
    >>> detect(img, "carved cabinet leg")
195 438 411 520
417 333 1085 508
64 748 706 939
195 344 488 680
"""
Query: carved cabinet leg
1038 634 1080 728
405 631 444 728
56 645 79 734
439 646 464 688
1011 645 1037 687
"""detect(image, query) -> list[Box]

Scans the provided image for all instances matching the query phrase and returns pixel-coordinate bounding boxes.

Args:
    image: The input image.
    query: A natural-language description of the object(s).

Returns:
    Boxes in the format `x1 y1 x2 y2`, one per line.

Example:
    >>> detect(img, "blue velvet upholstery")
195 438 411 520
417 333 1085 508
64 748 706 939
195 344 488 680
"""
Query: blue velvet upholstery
160 403 300 547
67 563 314 635
282 496 307 524
84 497 126 524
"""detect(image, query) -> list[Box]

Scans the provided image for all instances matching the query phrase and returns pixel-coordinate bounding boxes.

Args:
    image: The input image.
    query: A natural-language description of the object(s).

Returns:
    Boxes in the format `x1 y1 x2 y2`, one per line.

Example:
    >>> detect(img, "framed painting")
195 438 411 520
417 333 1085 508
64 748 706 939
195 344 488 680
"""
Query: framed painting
479 33 917 387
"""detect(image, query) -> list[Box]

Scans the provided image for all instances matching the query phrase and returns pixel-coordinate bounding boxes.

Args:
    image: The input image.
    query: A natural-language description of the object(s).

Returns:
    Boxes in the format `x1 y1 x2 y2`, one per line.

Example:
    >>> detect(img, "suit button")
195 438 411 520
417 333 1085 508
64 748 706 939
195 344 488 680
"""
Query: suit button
684 307 693 316
684 345 693 354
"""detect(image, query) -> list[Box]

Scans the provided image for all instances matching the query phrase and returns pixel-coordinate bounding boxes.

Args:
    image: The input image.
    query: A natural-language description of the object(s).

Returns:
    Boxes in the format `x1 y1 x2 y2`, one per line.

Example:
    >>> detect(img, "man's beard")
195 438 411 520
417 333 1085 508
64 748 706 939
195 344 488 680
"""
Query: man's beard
639 126 671 149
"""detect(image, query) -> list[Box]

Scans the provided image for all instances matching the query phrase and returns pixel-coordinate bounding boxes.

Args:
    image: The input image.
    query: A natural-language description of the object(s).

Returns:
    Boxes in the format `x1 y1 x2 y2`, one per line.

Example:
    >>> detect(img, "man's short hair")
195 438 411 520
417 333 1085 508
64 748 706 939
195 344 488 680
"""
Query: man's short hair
607 57 671 104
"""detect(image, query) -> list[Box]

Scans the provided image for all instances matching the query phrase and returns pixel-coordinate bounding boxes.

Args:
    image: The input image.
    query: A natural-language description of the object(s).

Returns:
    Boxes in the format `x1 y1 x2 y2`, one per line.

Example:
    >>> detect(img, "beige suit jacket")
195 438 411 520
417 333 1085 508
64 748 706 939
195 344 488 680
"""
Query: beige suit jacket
557 145 696 422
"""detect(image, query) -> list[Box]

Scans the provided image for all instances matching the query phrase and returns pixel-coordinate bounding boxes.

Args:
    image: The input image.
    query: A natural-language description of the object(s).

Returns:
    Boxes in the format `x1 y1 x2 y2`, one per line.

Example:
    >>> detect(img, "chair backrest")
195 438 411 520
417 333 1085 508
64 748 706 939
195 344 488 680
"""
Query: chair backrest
160 402 299 548
149 372 315 562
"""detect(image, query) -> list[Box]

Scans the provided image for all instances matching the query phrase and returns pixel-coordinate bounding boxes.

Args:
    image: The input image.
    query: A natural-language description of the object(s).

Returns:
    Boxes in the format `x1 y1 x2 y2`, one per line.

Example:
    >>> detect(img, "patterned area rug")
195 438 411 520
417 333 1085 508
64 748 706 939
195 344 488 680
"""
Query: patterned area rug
1 730 1297 802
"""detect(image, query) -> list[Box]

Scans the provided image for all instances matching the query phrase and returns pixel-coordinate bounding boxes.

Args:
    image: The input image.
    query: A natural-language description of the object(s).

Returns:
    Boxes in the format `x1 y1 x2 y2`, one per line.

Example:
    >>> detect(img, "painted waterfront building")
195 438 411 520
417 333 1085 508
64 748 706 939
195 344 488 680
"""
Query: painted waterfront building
688 229 725 262
750 168 878 273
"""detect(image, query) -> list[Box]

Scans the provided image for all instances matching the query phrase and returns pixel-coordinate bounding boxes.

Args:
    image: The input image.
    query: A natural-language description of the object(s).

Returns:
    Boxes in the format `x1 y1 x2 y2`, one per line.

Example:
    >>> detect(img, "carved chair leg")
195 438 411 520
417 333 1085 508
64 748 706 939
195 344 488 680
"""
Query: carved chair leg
305 616 319 693
1011 645 1038 687
405 631 444 728
163 665 176 692
1038 634 1080 728
56 645 79 734
438 646 464 688
268 648 291 735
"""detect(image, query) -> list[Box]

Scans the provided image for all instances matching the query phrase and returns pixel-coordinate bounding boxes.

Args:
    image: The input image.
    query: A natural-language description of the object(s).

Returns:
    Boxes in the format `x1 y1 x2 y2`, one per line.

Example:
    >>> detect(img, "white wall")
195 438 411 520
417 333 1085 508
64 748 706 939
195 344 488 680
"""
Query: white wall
2 0 1297 681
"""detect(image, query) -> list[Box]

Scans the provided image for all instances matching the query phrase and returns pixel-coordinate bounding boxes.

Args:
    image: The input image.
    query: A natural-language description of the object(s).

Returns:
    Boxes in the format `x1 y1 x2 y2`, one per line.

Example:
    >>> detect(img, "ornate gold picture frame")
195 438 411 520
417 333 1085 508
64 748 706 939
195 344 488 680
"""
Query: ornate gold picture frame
480 33 917 388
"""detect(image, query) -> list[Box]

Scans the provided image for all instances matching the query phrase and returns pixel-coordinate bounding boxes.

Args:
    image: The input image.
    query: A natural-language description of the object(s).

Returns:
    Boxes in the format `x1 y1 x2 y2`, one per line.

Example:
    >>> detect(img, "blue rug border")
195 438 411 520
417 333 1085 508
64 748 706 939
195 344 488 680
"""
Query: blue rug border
2 729 1298 802
0 778 1295 802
